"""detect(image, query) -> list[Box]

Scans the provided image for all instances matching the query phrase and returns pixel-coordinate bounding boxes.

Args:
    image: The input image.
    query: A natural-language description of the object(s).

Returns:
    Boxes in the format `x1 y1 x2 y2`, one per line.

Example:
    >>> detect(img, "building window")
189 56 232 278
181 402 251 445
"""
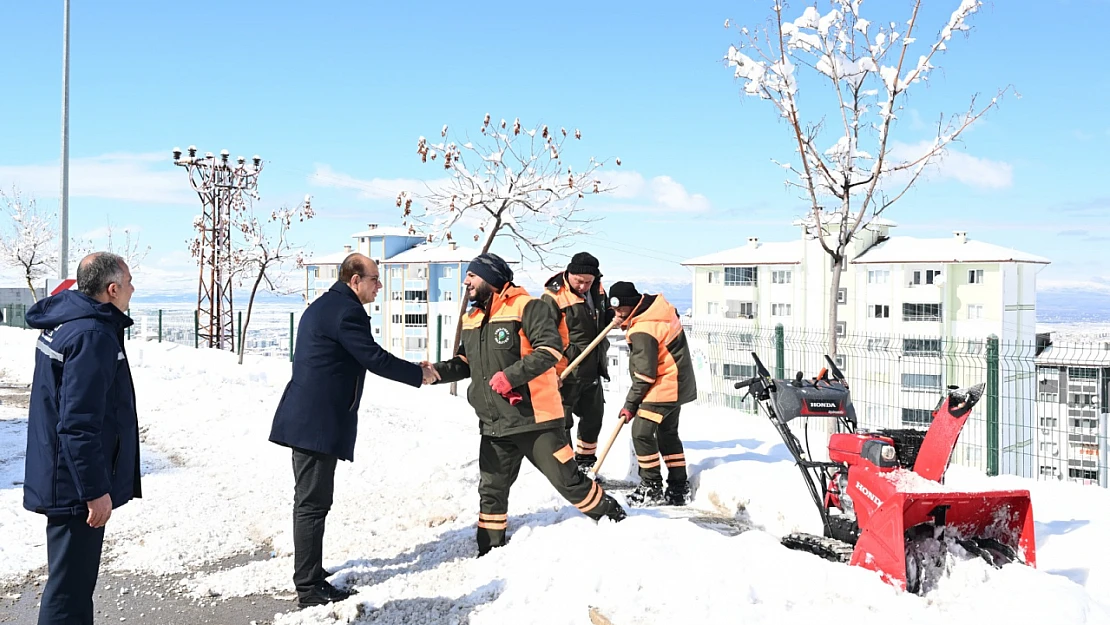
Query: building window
837 288 847 304
871 304 889 318
903 303 941 321
373 327 381 336
968 269 984 284
867 269 889 284
833 354 846 369
725 300 754 319
901 408 933 426
1069 367 1098 380
903 338 942 356
1069 468 1098 481
417 267 426 279
724 267 757 286
373 303 380 313
391 314 403 324
444 290 453 301
910 269 942 286
1039 416 1058 427
1039 466 1057 477
771 270 792 284
707 302 719 315
902 373 942 390
866 338 890 351
836 322 846 338
405 337 428 350
771 303 791 316
967 339 983 354
722 363 756 379
391 291 403 301
405 290 428 302
390 267 402 279
404 314 428 325
967 304 983 320
444 267 454 278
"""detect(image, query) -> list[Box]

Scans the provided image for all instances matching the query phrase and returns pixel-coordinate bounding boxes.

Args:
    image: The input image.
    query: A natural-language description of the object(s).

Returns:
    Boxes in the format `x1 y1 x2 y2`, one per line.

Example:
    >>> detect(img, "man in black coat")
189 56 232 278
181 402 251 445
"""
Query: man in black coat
269 253 435 609
24 252 140 625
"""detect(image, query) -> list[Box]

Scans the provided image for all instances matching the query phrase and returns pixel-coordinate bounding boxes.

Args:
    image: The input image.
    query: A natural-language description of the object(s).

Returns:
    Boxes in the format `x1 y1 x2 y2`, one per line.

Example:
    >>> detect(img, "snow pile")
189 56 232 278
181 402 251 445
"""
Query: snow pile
1 326 1109 624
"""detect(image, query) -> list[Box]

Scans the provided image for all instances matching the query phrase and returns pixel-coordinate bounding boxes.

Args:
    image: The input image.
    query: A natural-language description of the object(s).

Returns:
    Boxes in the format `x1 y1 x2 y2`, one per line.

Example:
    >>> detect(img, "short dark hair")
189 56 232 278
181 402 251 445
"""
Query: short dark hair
338 253 374 283
77 252 125 297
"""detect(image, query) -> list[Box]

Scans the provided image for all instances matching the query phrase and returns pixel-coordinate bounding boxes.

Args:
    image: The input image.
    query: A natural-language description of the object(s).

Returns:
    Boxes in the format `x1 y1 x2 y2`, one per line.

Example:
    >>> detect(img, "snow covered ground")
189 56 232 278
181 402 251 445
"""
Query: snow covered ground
2 325 1109 624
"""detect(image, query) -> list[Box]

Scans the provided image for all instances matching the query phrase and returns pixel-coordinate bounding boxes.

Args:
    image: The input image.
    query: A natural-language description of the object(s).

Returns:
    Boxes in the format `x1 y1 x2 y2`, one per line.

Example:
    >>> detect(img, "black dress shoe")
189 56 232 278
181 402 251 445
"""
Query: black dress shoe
297 581 356 609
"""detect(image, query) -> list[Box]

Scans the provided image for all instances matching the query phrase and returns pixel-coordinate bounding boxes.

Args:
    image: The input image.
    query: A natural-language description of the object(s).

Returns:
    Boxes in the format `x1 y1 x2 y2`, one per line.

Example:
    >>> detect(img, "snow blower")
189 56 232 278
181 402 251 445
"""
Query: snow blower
733 352 1036 593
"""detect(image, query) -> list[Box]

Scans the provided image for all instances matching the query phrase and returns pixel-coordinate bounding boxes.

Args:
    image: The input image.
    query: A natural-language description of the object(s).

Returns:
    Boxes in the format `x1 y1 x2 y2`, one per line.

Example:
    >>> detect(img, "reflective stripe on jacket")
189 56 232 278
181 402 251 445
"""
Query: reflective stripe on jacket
621 294 697 418
435 284 565 437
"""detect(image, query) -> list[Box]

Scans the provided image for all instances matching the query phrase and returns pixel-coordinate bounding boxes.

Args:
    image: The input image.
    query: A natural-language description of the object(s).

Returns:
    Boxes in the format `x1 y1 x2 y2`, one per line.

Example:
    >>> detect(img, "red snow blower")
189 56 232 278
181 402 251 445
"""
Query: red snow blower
733 352 1036 593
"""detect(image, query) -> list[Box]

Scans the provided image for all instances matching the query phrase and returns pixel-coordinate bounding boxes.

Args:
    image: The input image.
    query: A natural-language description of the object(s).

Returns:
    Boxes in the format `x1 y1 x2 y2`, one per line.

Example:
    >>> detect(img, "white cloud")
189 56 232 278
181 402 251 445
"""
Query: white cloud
0 152 194 205
888 141 1012 189
308 164 444 200
594 171 711 213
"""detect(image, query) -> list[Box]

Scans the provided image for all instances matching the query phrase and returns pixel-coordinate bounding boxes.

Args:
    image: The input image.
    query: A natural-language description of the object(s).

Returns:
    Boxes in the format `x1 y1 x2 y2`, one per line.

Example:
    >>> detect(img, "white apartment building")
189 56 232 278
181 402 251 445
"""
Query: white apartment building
1033 340 1110 487
681 217 1051 475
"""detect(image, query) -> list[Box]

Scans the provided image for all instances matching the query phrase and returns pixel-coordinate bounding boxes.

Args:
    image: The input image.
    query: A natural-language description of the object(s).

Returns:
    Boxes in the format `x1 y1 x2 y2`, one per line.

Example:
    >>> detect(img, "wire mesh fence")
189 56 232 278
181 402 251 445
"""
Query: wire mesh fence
678 319 1109 489
123 306 304 360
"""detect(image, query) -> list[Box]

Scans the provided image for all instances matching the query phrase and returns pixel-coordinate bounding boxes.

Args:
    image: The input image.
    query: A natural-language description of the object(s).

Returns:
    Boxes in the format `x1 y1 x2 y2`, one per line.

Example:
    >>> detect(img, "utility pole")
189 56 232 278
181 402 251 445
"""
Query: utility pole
173 146 263 350
59 0 70 279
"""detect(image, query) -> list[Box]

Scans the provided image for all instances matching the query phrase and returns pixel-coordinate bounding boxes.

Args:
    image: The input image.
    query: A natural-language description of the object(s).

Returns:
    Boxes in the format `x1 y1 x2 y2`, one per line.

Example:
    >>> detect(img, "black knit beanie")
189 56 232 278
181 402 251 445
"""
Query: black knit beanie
608 281 641 307
467 253 513 290
566 252 601 277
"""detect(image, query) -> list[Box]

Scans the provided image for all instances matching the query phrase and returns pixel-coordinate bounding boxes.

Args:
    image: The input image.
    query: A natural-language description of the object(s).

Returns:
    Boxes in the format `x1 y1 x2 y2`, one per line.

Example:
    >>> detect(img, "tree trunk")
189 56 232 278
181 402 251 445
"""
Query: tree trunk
25 273 39 303
826 254 843 357
239 266 266 365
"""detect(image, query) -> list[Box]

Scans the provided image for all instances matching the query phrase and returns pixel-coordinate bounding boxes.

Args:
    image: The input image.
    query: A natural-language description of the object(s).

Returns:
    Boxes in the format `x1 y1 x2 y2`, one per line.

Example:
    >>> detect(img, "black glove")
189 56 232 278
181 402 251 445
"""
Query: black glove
602 307 616 325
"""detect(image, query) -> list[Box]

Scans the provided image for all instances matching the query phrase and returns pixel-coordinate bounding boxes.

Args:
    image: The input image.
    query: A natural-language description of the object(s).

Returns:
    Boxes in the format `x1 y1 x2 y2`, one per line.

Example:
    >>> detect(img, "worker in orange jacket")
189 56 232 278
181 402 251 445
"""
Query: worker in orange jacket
609 281 697 507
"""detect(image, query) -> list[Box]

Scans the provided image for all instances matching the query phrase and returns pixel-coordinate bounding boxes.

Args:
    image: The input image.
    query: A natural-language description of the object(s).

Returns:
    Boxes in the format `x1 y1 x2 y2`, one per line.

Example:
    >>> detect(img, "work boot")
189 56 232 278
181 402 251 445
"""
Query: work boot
575 453 597 475
626 478 665 507
665 481 691 506
297 581 356 609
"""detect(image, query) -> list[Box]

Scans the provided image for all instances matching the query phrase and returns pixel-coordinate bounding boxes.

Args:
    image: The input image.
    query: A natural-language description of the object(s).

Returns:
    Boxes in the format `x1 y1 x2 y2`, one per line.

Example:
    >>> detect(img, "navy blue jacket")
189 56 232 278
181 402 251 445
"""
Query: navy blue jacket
270 282 423 461
23 290 142 517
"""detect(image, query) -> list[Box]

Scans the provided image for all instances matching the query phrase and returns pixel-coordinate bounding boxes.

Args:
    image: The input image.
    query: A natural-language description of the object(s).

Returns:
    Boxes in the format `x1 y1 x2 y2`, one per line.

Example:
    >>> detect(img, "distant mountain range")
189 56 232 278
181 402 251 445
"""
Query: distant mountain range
129 285 1108 322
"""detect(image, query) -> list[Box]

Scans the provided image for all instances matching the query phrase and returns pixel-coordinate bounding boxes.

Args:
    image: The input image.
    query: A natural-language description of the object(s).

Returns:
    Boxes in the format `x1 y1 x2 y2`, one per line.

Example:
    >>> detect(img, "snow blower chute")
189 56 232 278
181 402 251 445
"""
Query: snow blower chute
734 353 1036 593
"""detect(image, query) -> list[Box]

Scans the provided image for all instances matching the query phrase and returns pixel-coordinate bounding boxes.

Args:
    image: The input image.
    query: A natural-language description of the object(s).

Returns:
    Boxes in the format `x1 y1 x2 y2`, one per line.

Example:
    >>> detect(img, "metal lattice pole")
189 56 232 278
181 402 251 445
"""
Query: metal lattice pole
173 146 263 350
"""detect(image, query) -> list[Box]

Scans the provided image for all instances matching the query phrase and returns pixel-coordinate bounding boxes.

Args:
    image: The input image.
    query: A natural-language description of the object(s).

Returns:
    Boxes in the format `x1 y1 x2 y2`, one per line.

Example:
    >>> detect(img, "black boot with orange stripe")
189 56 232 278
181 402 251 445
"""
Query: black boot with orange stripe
626 478 665 507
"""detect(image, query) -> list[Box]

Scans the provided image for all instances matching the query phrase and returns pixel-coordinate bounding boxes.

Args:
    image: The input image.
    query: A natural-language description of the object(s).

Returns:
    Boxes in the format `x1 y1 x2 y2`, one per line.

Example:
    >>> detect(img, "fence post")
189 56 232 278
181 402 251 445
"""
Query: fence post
158 309 163 343
774 323 785 380
986 334 1000 476
289 312 294 362
237 311 243 355
194 310 199 349
436 315 443 362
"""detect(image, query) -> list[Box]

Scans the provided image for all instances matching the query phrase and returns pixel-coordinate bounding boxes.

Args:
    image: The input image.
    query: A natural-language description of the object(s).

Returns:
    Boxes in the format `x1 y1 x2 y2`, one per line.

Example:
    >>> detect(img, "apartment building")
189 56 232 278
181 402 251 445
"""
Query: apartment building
1034 338 1110 487
681 217 1051 474
301 223 474 362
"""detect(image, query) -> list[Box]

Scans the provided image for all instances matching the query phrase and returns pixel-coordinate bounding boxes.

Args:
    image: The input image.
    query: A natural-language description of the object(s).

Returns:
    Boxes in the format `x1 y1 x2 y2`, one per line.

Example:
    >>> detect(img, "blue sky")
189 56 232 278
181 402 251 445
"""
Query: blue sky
1 0 1107 296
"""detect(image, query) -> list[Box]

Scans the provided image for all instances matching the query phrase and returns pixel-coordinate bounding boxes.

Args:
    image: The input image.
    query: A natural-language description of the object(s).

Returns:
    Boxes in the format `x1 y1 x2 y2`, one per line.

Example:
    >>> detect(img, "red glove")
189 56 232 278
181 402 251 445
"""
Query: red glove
490 372 514 396
619 408 635 423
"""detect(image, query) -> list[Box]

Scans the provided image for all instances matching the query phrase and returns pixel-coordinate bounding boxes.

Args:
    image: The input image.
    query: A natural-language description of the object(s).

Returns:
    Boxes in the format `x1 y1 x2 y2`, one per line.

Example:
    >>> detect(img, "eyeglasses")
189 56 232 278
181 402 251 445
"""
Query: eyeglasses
361 274 381 284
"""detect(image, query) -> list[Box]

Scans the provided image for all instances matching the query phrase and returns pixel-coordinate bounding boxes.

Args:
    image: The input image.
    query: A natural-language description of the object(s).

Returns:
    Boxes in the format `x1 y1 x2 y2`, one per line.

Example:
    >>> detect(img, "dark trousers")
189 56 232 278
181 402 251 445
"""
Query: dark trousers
561 379 605 458
631 406 687 486
291 447 338 598
476 428 617 554
38 515 105 625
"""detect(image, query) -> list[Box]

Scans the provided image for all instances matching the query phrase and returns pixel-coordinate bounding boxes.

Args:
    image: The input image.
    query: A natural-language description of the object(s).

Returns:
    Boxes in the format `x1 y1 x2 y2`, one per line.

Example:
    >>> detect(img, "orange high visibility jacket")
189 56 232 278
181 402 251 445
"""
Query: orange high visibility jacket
620 293 697 421
433 284 565 437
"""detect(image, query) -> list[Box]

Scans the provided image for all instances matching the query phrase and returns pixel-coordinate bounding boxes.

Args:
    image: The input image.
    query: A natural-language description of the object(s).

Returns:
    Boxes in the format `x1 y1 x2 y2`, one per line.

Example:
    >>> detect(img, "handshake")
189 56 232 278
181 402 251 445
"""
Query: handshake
419 361 440 385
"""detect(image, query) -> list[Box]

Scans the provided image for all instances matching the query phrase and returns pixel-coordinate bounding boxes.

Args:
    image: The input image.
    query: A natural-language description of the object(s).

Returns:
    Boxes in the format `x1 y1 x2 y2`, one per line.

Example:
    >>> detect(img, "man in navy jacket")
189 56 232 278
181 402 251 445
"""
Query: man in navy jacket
24 252 140 625
270 253 434 608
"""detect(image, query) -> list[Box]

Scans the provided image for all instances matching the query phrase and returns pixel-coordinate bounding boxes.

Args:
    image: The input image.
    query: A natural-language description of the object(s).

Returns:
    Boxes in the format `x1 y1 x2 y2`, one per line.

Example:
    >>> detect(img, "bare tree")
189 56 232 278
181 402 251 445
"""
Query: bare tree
71 218 152 271
724 0 1010 354
233 196 314 364
0 187 56 301
397 114 619 355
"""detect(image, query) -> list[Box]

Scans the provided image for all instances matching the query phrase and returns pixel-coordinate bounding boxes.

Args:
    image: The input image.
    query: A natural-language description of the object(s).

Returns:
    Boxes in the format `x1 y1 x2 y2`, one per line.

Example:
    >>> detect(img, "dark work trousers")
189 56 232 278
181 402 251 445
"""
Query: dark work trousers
561 379 605 459
631 406 687 487
291 447 338 598
38 515 106 625
476 428 618 555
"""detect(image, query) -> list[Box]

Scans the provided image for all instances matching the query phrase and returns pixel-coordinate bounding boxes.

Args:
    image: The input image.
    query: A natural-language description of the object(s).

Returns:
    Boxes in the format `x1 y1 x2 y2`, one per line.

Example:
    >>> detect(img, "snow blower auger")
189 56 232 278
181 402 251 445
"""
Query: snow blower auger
733 352 1036 593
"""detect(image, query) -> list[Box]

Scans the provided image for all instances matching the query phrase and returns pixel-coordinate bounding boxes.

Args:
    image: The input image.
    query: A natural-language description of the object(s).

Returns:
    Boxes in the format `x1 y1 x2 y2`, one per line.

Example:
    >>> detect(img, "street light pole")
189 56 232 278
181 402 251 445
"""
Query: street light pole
59 0 71 279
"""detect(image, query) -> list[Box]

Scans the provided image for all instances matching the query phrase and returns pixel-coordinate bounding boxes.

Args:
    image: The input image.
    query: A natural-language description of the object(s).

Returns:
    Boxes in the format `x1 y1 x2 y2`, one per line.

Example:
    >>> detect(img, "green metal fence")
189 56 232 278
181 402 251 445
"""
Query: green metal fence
122 307 303 361
1 303 28 328
682 319 1110 488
